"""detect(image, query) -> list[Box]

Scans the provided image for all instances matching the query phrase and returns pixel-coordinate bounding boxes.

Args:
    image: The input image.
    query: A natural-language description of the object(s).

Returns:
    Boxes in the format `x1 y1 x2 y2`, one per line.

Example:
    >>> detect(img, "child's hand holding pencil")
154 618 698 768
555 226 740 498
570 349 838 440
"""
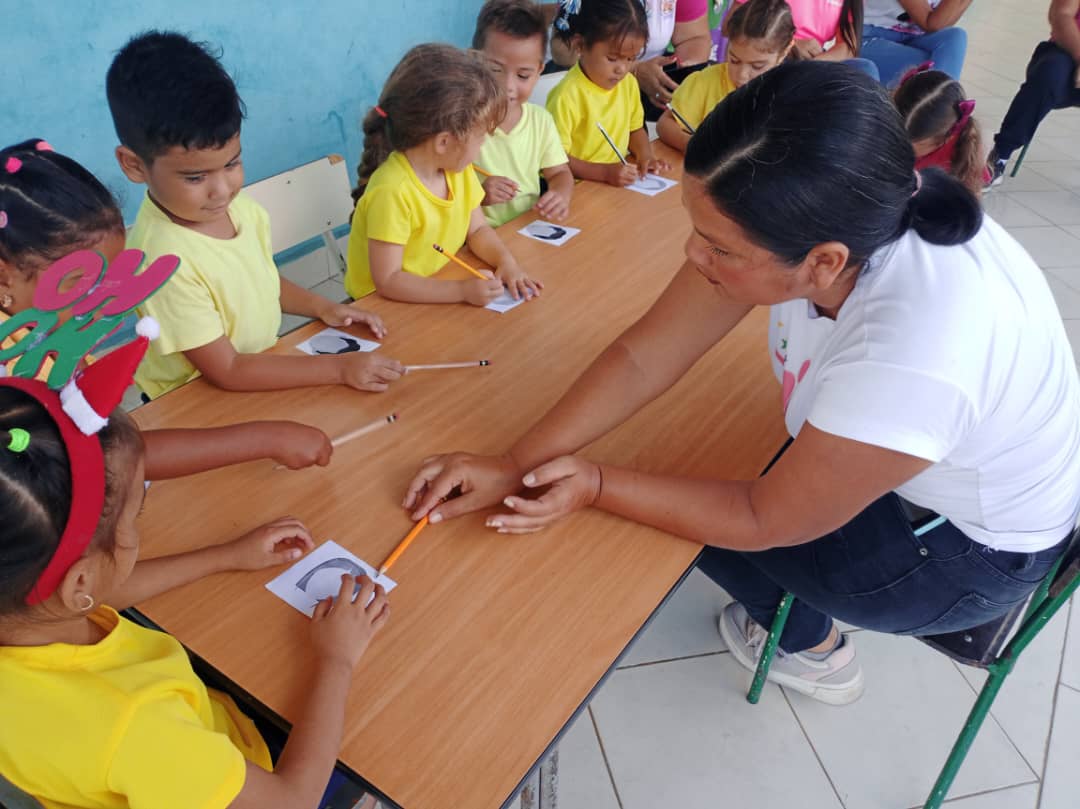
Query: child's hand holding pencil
481 174 519 205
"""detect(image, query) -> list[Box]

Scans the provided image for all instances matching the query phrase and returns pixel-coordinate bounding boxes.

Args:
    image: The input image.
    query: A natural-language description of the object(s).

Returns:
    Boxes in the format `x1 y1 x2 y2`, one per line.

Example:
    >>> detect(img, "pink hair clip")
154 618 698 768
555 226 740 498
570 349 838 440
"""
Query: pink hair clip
0 211 8 229
374 105 388 119
898 60 935 86
35 141 53 152
4 157 22 174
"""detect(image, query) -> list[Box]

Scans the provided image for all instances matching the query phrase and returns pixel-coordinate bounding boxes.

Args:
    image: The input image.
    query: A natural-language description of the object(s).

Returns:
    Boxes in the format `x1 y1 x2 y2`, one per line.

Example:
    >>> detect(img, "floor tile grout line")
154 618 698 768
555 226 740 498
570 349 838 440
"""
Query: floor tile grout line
778 686 848 809
588 705 625 809
615 649 728 671
902 780 1041 809
947 657 1042 781
1036 595 1073 809
1060 681 1080 695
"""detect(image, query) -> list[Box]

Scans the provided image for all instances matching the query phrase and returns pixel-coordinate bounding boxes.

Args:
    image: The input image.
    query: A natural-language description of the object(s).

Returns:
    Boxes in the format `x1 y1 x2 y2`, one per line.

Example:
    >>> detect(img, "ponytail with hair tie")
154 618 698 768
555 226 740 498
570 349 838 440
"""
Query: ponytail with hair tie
555 0 581 31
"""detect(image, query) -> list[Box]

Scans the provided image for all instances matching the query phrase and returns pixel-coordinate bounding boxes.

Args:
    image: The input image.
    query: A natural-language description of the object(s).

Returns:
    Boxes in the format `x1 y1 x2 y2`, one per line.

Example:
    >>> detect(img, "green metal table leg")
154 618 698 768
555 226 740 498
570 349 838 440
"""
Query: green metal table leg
748 593 794 704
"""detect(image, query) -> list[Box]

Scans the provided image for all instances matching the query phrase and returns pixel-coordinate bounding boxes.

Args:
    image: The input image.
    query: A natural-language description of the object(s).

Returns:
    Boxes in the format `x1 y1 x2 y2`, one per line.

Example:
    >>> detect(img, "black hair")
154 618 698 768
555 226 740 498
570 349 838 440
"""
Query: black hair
473 0 550 52
894 69 985 197
0 388 142 614
106 30 246 163
835 0 864 55
0 140 124 274
684 62 981 268
552 0 649 51
723 0 796 53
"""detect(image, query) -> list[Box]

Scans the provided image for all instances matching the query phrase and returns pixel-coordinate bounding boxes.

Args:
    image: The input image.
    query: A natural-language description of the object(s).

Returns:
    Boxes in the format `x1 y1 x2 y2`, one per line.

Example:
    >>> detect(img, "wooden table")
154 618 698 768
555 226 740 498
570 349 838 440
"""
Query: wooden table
131 144 788 809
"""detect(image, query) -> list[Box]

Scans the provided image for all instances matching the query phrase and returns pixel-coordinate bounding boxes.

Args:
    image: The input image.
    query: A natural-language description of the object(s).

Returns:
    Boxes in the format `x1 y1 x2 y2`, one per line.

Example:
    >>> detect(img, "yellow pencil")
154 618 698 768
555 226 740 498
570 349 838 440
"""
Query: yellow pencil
378 516 429 577
432 243 490 280
472 164 492 177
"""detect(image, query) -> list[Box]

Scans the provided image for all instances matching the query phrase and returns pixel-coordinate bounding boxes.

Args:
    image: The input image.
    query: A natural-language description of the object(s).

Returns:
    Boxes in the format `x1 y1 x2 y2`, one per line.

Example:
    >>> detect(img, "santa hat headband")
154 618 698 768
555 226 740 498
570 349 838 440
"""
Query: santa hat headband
1 317 157 605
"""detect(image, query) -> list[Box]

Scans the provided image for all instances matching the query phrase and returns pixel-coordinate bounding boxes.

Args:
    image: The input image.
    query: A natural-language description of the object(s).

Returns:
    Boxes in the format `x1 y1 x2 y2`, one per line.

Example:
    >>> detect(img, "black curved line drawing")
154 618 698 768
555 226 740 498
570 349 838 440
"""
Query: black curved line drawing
296 558 364 600
310 334 366 355
527 223 568 241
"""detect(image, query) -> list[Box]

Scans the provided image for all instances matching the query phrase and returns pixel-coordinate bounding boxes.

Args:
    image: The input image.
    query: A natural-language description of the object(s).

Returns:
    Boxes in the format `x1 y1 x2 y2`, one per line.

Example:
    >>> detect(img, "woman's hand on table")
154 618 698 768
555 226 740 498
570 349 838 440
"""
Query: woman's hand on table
634 54 679 105
403 452 525 522
221 515 316 570
485 456 601 534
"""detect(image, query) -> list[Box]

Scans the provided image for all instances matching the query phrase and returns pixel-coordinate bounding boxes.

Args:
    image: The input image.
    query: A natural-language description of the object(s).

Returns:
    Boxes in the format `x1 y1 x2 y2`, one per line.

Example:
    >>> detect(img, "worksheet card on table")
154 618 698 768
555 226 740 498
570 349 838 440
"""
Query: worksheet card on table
266 540 397 617
296 328 380 355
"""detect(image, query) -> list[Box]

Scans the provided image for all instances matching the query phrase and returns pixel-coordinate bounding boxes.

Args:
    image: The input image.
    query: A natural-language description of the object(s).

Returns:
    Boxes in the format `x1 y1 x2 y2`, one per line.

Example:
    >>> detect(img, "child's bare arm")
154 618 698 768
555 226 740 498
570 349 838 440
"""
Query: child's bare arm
229 575 390 809
536 164 574 221
280 278 388 339
369 239 500 305
629 128 671 176
568 155 638 186
657 110 692 152
466 209 542 301
183 336 403 393
142 422 332 481
107 517 314 611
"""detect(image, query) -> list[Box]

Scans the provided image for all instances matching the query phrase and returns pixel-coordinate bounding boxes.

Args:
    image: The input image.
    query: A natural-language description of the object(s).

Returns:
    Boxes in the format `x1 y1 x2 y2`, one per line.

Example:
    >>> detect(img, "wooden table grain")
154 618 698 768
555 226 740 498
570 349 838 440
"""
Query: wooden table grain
131 144 788 809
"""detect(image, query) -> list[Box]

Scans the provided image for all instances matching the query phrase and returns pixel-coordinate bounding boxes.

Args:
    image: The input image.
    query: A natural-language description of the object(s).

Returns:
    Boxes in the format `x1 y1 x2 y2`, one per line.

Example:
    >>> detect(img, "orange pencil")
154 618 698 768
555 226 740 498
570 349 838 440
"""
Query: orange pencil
432 243 490 280
378 516 429 577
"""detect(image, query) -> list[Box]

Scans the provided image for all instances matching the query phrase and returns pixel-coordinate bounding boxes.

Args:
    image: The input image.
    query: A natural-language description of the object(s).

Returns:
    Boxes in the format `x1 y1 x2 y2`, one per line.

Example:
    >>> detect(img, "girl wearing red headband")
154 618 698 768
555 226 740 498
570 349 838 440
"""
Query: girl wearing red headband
0 350 389 808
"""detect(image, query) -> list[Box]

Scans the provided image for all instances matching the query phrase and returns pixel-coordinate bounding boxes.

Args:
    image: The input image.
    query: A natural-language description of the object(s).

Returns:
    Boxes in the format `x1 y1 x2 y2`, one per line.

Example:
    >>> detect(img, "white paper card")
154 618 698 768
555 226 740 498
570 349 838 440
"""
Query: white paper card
266 540 397 618
296 328 380 356
626 174 678 197
485 289 529 313
517 220 581 247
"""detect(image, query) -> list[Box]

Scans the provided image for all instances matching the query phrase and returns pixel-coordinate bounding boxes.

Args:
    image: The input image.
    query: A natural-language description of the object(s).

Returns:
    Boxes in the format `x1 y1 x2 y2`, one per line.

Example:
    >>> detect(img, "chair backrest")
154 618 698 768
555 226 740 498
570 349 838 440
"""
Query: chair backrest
528 71 566 107
243 154 353 275
0 772 44 809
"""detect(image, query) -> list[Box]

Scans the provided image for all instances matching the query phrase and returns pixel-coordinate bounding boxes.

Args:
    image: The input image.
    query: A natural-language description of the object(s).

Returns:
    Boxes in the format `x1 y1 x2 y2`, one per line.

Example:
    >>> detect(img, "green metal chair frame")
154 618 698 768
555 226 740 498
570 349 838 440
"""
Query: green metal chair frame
745 528 1080 809
1009 142 1031 178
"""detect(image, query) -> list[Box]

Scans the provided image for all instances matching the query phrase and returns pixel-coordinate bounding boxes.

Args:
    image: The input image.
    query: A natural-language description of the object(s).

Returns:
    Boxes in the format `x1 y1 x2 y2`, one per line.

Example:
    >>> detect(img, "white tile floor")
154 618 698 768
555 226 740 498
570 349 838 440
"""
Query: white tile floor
551 2 1080 808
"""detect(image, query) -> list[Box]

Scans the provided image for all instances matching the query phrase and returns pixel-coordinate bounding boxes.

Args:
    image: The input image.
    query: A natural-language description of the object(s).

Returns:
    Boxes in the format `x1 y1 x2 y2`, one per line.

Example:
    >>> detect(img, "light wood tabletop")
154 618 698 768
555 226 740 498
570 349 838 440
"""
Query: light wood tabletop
131 144 788 809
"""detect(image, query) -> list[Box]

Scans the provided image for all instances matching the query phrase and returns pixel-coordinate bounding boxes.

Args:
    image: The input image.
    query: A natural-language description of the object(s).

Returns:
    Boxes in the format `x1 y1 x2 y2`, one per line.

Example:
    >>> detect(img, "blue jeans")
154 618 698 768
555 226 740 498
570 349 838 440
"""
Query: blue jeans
861 25 968 86
845 57 880 81
697 492 1068 653
995 41 1080 161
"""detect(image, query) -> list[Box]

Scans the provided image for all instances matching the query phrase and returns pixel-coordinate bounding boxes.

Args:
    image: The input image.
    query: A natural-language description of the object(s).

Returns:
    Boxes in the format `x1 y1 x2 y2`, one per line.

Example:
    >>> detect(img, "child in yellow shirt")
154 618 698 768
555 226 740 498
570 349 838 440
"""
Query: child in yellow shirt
0 357 388 809
658 0 796 151
0 139 334 477
348 44 542 304
473 0 575 227
107 32 403 400
546 0 670 186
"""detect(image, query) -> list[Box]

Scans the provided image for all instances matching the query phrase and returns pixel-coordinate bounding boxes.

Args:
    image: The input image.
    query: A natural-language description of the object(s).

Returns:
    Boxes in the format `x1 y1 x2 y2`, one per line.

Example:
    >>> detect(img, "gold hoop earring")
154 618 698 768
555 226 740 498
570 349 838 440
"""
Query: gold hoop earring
76 593 94 612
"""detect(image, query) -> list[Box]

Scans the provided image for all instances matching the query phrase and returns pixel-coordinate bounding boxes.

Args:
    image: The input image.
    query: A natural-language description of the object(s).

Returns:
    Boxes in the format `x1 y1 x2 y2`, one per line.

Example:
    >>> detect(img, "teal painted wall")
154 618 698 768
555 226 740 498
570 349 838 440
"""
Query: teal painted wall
3 1 478 222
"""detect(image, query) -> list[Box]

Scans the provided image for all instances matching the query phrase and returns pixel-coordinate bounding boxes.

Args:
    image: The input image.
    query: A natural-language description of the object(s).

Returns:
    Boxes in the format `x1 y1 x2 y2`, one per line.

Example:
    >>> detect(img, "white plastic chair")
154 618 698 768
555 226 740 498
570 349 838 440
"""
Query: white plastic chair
244 154 354 279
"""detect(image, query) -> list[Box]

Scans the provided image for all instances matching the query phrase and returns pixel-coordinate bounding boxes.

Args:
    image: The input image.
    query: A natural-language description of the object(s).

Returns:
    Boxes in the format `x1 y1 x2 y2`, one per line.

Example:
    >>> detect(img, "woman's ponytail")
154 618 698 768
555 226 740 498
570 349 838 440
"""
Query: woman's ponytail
905 168 982 246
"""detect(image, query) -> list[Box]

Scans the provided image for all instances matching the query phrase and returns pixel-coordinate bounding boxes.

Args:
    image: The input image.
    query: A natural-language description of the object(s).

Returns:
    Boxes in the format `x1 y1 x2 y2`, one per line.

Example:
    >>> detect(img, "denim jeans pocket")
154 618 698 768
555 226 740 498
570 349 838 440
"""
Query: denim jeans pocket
899 591 1018 636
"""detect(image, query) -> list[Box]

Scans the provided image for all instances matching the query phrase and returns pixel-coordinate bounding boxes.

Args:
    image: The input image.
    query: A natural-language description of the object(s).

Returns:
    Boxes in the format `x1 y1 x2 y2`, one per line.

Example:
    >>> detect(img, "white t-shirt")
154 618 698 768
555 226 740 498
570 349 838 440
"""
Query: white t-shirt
863 0 941 33
643 0 679 60
769 217 1080 552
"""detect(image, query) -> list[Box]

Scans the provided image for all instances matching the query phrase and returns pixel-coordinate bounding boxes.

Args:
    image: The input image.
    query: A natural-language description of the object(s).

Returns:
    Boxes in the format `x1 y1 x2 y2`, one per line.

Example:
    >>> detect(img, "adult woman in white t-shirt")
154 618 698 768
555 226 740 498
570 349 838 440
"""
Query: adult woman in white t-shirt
403 62 1080 705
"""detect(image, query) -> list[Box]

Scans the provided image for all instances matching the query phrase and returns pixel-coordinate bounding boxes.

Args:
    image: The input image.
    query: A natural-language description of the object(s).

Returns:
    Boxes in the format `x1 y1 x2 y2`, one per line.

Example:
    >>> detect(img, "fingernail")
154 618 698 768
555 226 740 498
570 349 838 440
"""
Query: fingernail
290 549 301 560
488 518 502 528
523 474 536 486
503 497 515 507
430 512 442 524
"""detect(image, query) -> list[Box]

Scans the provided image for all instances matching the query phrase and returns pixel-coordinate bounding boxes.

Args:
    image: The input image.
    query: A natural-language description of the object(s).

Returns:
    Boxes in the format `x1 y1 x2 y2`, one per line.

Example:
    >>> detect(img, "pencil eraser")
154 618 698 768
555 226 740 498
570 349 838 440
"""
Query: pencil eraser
479 359 490 366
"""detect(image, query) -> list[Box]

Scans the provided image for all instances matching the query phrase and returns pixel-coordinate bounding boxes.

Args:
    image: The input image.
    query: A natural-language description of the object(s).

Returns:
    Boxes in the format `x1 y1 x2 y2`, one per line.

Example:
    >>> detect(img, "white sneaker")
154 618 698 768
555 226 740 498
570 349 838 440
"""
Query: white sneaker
718 602 865 706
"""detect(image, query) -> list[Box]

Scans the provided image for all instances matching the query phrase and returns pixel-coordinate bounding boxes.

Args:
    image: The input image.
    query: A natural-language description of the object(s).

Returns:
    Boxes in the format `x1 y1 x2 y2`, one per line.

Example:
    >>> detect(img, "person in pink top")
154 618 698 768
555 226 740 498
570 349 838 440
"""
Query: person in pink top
987 0 1080 186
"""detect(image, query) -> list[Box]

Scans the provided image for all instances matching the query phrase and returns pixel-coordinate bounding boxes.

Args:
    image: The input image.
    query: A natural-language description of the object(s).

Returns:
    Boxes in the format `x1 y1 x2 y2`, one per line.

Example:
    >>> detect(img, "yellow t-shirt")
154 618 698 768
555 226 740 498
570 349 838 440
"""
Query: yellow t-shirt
345 152 485 299
669 63 737 131
479 103 568 228
0 606 272 809
545 63 645 164
130 192 282 399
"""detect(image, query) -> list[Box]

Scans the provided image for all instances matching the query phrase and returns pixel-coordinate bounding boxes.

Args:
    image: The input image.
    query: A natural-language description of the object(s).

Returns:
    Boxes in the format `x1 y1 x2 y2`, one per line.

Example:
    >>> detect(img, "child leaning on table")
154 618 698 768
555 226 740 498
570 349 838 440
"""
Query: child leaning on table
473 0 575 227
106 31 404 401
347 43 542 304
0 138 336 477
0 341 389 809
